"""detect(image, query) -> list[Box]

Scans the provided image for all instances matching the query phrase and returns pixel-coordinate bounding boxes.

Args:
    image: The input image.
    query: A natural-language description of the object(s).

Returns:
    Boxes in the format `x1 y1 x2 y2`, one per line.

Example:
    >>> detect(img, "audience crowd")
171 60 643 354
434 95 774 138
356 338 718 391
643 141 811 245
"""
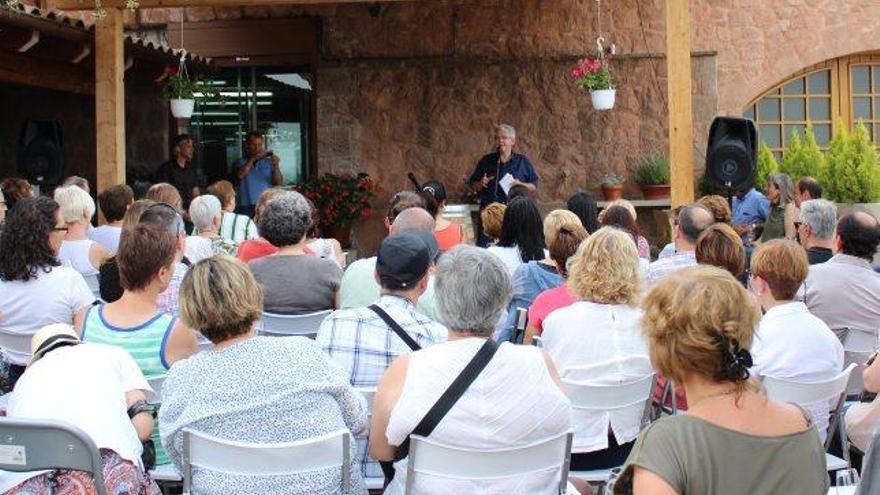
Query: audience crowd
0 169 878 495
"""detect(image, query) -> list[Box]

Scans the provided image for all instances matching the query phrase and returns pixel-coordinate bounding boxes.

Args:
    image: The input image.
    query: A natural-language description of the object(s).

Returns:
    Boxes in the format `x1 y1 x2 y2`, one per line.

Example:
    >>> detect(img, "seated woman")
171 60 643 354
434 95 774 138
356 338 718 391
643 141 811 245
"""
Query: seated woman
3 324 160 495
54 185 111 276
541 227 650 470
616 266 829 495
370 246 574 495
237 187 284 263
600 205 650 270
487 196 546 275
498 210 586 342
420 180 467 251
160 256 367 495
567 191 599 234
479 202 506 246
208 179 258 242
249 191 342 314
89 184 133 255
599 199 650 260
78 223 199 466
0 197 95 392
0 177 33 212
695 223 745 278
302 197 346 268
186 194 237 263
99 199 155 303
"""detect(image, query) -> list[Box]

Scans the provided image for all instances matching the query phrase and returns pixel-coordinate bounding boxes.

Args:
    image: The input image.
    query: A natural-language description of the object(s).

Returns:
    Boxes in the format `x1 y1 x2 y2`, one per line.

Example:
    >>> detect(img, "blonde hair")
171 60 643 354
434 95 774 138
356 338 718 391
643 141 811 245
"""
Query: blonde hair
179 256 263 344
697 195 733 224
207 180 236 209
146 183 182 210
568 227 641 305
122 199 155 232
480 202 506 241
641 265 759 393
253 187 285 225
54 185 95 224
543 209 583 247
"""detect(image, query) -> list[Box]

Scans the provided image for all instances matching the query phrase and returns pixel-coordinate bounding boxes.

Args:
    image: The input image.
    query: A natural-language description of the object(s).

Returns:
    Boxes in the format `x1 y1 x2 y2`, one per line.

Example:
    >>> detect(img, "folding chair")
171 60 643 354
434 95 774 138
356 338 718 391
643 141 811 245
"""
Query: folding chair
354 387 383 491
856 428 880 495
83 273 101 298
0 330 34 367
0 417 106 495
181 428 352 495
562 372 656 482
762 363 857 470
256 310 332 338
843 330 877 397
404 432 573 495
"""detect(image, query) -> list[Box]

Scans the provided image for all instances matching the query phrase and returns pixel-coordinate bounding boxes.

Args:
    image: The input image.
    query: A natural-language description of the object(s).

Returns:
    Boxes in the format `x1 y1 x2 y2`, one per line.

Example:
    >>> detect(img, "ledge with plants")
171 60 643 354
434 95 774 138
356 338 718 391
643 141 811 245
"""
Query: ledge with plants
599 174 625 200
634 155 670 200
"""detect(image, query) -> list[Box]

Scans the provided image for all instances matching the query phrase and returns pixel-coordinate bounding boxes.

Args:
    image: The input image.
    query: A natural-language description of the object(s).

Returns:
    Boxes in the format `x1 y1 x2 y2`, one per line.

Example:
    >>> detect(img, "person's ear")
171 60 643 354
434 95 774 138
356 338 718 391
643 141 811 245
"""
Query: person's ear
835 234 843 253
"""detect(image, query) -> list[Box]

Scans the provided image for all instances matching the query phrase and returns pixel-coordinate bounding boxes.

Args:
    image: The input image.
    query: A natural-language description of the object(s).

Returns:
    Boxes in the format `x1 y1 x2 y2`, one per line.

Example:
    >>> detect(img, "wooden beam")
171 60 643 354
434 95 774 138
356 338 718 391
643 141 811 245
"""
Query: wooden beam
54 0 425 9
666 0 694 207
0 49 92 94
95 8 126 193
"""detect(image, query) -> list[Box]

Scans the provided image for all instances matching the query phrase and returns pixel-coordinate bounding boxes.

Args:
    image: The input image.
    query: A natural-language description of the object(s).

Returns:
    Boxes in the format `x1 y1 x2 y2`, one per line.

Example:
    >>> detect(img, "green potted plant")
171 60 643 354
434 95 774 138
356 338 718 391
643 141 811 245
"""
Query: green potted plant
600 174 625 201
162 67 216 119
570 58 616 111
634 155 671 200
293 172 378 248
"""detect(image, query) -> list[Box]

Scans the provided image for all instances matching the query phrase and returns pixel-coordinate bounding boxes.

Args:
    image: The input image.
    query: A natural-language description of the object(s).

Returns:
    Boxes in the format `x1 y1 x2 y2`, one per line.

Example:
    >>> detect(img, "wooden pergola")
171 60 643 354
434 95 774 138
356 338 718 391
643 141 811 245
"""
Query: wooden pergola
55 0 696 207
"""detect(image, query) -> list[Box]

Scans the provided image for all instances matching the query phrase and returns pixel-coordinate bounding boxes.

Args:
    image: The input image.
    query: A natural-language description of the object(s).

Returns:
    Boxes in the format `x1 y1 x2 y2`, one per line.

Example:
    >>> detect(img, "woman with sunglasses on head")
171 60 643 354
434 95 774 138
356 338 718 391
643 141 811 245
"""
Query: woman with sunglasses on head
0 197 96 392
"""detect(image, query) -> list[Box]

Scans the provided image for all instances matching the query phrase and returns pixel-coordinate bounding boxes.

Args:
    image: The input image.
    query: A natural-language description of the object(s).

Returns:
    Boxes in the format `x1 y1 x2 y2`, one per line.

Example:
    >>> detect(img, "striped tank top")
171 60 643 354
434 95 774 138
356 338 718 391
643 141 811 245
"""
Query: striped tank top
81 304 176 465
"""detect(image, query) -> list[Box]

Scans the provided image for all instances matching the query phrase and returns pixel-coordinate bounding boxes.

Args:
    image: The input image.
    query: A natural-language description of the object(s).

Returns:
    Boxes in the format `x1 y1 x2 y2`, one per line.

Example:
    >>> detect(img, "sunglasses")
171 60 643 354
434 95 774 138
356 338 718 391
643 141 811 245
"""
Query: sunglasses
52 226 69 232
143 202 186 236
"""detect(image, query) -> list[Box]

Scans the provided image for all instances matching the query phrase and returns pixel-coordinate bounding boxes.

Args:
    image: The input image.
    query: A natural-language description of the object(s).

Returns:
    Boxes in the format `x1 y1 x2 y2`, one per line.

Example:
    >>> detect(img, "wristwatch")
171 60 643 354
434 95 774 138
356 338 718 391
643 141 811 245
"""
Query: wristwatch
127 399 155 419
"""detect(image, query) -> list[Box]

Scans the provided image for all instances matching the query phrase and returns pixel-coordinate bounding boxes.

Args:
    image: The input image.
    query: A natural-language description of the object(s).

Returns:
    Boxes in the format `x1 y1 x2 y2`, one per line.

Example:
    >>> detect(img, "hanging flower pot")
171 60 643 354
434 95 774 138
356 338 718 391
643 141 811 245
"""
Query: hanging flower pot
590 89 616 111
170 98 195 119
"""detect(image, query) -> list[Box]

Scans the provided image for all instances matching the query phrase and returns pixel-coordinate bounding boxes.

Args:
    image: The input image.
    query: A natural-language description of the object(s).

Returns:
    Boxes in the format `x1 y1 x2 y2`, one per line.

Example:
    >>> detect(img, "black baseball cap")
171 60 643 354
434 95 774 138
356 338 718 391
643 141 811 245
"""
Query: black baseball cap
376 232 438 290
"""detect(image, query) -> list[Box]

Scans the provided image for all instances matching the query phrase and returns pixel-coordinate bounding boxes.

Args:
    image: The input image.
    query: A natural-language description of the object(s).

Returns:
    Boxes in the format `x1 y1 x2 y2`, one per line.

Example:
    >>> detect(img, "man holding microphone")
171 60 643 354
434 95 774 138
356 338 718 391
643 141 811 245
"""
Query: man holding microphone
233 131 284 217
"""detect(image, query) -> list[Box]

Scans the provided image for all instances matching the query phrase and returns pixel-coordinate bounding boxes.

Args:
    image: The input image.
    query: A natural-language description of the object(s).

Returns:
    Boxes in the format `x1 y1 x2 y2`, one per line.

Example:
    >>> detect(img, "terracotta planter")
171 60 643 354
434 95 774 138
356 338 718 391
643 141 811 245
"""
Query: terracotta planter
325 221 353 249
601 184 624 201
640 184 671 200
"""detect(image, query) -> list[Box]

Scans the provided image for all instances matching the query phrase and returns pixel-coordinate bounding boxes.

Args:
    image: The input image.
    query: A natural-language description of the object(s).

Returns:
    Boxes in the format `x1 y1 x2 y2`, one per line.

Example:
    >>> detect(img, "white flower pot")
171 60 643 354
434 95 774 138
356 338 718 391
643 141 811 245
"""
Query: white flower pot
170 99 195 119
590 89 616 111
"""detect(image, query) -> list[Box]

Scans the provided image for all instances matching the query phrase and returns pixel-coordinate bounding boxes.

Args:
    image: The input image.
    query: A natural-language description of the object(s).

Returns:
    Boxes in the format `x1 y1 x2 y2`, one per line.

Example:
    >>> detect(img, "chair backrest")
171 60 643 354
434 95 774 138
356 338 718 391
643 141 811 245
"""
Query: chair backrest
562 372 656 411
256 310 332 338
83 273 100 297
404 432 572 495
844 350 874 396
857 428 880 495
762 363 857 405
147 376 165 404
0 417 106 495
0 329 33 363
182 428 351 494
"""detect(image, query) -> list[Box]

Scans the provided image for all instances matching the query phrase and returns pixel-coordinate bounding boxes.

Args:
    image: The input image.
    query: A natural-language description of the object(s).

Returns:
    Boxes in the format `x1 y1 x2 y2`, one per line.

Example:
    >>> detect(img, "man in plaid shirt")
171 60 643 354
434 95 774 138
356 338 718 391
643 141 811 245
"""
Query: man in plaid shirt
317 232 448 480
646 203 714 287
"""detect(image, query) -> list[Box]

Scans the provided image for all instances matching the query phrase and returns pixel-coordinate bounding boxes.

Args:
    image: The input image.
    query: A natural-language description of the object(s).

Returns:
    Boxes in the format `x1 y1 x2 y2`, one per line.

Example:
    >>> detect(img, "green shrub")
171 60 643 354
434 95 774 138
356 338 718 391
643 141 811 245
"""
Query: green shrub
780 126 823 181
634 155 670 185
821 122 880 203
755 142 779 191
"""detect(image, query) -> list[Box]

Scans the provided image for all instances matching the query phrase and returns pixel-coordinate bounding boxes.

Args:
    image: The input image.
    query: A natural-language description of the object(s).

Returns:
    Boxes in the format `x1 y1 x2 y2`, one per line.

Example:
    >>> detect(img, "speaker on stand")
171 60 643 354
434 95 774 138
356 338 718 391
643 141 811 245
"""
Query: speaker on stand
705 116 758 209
17 120 65 192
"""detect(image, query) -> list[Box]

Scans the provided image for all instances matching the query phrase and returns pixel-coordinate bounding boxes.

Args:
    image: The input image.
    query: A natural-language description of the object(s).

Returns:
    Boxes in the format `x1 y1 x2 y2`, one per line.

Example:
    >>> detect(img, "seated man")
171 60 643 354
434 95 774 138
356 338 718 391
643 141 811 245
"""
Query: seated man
802 212 880 346
317 232 448 480
750 240 843 442
647 204 714 286
797 199 836 265
731 185 770 241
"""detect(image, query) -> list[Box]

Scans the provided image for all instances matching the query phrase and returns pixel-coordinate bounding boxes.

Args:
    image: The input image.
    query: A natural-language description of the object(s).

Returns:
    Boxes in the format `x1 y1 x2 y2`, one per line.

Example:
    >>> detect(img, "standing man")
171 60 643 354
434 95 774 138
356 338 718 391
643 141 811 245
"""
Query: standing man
468 124 539 245
155 134 200 209
233 131 283 217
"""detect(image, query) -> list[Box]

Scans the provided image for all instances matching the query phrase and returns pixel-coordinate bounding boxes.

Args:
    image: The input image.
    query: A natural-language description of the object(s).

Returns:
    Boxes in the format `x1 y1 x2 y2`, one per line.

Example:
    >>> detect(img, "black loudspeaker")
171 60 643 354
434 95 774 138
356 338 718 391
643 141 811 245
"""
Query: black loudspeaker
17 120 65 188
705 117 757 191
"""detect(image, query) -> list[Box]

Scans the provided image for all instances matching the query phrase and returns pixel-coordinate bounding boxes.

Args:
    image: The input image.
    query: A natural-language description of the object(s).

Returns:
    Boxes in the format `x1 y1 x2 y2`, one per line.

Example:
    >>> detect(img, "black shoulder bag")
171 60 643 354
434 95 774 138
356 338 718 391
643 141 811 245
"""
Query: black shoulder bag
380 339 499 485
368 304 421 351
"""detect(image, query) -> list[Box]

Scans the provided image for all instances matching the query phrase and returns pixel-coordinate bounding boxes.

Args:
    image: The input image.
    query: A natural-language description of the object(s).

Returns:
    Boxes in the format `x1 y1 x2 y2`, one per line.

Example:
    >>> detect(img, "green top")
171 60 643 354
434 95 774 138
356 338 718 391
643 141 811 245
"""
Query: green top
760 202 786 242
615 414 829 495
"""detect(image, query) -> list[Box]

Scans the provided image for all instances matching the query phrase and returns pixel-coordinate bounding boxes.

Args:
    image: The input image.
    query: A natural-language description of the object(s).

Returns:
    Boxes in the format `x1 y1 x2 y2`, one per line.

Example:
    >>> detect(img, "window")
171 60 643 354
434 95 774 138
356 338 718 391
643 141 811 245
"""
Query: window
850 64 880 143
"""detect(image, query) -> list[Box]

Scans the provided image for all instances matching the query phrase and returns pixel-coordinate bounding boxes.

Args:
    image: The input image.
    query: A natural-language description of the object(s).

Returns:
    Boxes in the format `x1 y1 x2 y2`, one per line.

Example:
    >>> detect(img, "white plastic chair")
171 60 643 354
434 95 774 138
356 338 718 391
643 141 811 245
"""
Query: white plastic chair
181 428 351 495
147 376 165 404
83 273 101 298
0 417 106 495
256 310 332 338
0 330 33 367
354 387 383 491
562 372 656 482
404 432 573 495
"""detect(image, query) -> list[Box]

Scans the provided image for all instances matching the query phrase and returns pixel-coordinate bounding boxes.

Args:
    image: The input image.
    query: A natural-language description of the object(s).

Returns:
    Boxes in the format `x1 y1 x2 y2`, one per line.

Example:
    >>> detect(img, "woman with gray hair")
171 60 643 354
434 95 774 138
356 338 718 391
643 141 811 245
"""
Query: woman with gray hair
54 184 111 275
369 246 574 495
759 173 797 242
185 194 238 263
249 190 342 314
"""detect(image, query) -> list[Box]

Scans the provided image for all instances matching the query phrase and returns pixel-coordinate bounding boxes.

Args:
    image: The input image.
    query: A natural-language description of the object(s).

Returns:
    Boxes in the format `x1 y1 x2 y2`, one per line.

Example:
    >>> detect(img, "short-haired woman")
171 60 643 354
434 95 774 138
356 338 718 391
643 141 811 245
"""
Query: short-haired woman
186 194 237 263
90 183 134 255
487 195 546 275
370 246 573 494
160 256 367 494
145 182 182 211
0 177 33 211
54 185 111 275
208 179 258 242
616 266 829 495
697 194 733 224
249 190 342 314
98 199 155 303
78 223 199 466
237 187 284 263
695 223 746 278
497 209 585 342
479 202 506 245
0 197 95 391
541 227 650 471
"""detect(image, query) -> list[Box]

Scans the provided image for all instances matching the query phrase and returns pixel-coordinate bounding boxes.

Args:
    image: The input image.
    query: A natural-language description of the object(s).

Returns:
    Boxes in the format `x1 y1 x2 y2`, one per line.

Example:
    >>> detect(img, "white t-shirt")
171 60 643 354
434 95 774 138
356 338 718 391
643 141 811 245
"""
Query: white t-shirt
0 343 151 491
751 301 844 442
88 225 122 255
185 236 214 264
0 266 95 365
542 301 651 452
58 239 100 276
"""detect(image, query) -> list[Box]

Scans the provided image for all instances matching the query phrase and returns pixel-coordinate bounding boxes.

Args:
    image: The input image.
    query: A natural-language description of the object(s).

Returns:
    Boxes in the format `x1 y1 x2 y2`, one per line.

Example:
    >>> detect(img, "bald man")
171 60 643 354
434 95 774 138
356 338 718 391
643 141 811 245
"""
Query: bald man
646 204 716 286
802 211 880 347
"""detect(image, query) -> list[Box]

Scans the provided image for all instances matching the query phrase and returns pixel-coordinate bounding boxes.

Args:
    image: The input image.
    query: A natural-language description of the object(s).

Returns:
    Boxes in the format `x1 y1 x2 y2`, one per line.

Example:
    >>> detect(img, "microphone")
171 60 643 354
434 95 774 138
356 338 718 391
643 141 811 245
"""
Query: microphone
407 172 421 191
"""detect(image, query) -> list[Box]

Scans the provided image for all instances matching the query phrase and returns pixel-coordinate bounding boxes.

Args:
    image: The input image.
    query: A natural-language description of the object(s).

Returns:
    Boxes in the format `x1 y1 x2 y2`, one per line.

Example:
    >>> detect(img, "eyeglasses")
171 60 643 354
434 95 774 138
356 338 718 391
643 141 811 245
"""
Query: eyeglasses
52 226 68 232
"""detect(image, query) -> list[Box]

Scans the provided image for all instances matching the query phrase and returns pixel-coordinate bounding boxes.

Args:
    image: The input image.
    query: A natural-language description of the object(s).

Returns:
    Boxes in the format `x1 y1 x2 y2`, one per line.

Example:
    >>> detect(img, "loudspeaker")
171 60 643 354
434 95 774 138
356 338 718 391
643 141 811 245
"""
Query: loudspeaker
17 120 65 188
705 117 757 191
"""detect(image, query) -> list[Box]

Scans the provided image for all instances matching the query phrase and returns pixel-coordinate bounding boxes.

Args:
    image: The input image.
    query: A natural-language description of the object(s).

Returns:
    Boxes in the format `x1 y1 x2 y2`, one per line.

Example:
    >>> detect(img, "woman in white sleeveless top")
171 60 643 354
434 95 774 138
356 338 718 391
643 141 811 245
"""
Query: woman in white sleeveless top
54 185 110 276
370 246 577 495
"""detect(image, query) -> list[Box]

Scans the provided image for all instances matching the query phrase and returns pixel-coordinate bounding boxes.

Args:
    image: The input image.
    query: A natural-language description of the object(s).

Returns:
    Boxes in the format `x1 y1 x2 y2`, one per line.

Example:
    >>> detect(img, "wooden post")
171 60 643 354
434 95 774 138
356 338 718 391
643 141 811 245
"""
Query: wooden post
95 8 126 195
666 0 694 207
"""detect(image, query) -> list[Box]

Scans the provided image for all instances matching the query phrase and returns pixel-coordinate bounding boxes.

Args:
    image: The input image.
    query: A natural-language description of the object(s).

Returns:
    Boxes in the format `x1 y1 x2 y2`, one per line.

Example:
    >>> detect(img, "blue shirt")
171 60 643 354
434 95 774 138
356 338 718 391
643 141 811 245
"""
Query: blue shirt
233 156 275 206
468 151 539 208
732 188 770 225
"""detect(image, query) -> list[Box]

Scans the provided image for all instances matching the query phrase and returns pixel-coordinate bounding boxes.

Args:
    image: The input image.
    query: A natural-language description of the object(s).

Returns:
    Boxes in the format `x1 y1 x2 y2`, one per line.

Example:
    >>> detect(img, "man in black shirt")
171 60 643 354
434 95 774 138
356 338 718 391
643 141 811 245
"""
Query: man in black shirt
154 134 199 209
797 198 837 265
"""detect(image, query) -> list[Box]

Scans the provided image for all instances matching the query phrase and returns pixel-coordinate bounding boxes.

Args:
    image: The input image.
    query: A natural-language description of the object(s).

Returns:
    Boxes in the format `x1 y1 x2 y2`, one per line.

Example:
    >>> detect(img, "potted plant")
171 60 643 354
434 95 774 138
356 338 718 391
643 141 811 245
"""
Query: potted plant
570 57 616 111
293 172 378 248
634 155 671 200
163 69 216 119
600 174 625 201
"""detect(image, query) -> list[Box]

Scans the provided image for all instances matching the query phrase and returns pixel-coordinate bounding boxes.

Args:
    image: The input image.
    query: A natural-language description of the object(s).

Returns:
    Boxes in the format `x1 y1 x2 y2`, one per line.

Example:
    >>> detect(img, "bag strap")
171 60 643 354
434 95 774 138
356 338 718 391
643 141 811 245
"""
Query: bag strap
368 304 421 351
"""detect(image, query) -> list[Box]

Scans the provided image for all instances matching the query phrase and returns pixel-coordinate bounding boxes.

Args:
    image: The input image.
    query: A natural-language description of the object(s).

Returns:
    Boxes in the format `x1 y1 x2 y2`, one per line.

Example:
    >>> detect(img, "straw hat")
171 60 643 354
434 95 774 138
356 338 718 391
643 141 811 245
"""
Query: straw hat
30 324 80 364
